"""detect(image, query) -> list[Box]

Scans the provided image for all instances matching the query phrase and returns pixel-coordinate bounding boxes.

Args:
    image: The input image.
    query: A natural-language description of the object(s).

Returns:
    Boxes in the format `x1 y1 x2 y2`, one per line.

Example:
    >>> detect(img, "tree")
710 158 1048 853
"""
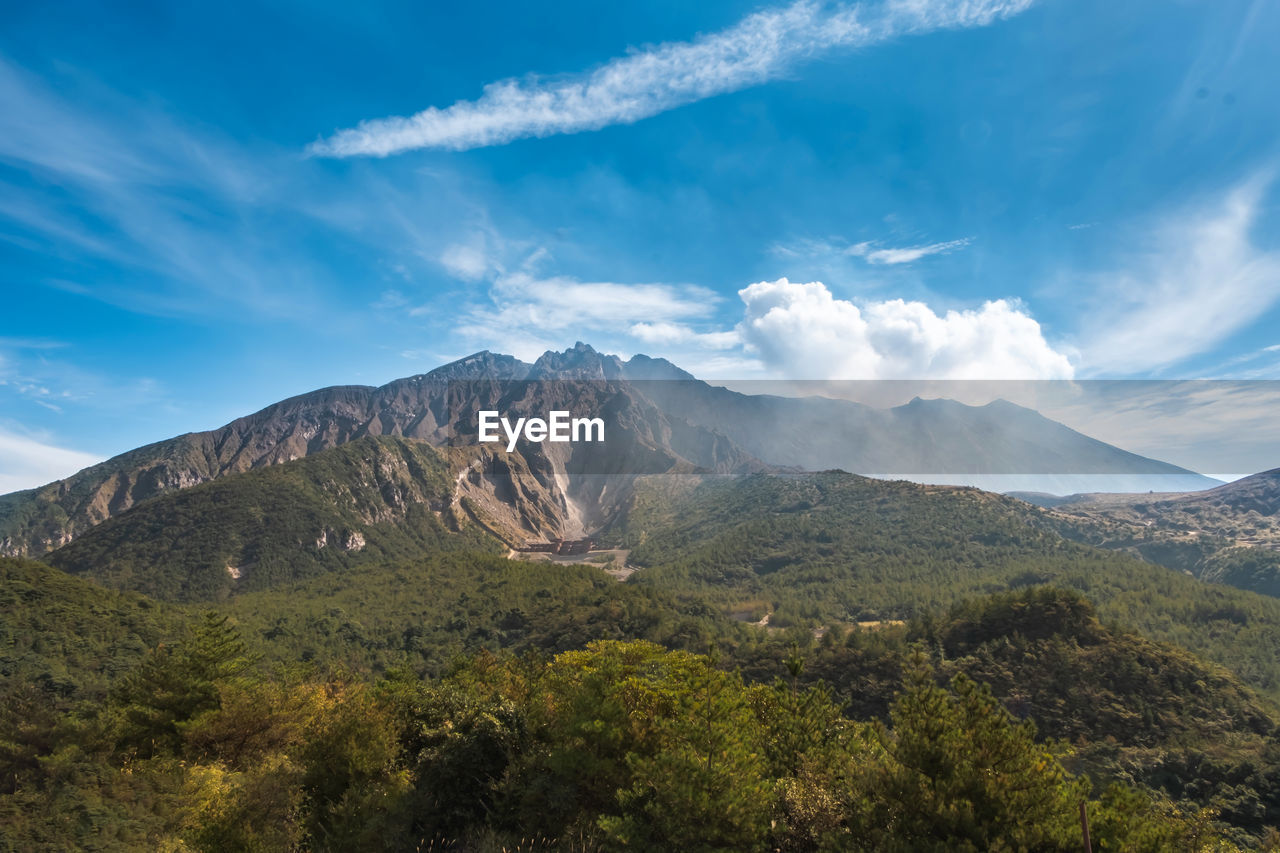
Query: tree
113 612 256 758
602 645 772 851
853 654 1086 851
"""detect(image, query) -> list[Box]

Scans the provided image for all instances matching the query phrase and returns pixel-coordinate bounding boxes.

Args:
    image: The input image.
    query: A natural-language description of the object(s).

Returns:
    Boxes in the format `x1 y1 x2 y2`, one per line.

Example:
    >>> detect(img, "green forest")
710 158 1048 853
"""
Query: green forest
4 551 1280 851
5 463 1280 850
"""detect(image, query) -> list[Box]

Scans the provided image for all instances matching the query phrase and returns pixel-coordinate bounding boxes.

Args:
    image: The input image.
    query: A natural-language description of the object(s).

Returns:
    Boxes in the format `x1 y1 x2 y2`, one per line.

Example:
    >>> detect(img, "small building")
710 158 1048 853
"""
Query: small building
518 536 595 555
558 537 594 555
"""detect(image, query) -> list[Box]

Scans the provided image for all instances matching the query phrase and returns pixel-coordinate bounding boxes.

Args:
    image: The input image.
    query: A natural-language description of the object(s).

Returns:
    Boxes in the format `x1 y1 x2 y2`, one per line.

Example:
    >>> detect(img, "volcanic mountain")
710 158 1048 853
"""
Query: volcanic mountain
0 343 1218 558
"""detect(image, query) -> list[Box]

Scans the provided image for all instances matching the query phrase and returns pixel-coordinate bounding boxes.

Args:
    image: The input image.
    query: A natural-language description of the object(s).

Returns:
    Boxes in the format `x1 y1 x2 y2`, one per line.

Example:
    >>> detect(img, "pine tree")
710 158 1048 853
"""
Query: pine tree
854 652 1086 851
113 612 256 758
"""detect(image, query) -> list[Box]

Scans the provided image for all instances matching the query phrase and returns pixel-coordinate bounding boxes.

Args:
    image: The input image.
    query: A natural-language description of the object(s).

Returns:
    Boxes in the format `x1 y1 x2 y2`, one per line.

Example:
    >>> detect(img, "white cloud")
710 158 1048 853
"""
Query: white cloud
0 428 101 493
440 243 492 281
454 270 721 359
309 0 1035 157
487 272 717 328
771 234 972 265
847 237 971 264
1079 175 1280 375
737 277 1073 379
630 321 740 349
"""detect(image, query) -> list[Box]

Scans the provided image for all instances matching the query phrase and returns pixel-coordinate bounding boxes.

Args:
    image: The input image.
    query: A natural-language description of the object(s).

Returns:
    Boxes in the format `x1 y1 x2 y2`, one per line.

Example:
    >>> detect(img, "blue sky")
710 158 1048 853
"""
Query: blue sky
2 0 1279 490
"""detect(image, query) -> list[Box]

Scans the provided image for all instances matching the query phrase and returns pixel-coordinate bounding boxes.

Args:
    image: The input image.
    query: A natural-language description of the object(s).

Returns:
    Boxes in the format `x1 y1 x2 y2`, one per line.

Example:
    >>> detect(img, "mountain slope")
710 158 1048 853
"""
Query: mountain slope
1029 468 1280 597
608 470 1280 699
0 557 182 701
44 437 549 601
0 353 532 558
0 346 758 557
1048 467 1280 542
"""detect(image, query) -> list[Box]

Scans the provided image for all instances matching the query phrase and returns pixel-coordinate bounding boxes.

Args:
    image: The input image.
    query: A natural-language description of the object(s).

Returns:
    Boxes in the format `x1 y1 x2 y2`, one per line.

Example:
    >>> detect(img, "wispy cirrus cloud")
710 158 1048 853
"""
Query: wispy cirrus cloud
772 234 972 265
0 56 473 325
0 56 319 320
846 237 972 264
309 0 1035 157
1078 174 1280 375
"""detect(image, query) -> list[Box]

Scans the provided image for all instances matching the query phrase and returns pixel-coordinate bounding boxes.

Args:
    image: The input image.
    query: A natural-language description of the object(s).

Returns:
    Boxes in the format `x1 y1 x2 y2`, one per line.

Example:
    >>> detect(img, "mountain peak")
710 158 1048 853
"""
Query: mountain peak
419 351 532 382
622 353 696 381
530 342 625 380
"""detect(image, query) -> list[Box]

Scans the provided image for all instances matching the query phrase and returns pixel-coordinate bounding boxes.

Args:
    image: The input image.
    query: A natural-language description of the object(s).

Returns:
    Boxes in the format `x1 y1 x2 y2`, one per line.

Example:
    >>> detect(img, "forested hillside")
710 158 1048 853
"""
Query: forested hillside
5 546 1280 849
7 466 1280 849
1030 469 1280 599
613 472 1280 697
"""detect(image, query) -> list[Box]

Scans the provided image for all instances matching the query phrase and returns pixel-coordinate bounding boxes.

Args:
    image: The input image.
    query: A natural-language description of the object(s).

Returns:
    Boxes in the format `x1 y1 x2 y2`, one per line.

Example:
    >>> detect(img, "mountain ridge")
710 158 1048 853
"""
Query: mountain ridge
1025 468 1280 597
0 343 1221 558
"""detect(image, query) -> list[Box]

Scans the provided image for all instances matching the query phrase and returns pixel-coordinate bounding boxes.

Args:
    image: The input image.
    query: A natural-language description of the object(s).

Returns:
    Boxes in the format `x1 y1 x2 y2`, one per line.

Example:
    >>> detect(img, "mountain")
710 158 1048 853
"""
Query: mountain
0 345 759 558
42 437 580 601
1028 468 1280 597
9 387 1280 845
628 377 1221 494
0 342 1219 559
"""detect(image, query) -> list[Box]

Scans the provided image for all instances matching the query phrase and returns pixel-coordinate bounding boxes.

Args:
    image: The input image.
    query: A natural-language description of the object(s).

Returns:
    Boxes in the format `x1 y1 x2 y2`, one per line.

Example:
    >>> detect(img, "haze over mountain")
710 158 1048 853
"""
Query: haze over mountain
0 343 1220 559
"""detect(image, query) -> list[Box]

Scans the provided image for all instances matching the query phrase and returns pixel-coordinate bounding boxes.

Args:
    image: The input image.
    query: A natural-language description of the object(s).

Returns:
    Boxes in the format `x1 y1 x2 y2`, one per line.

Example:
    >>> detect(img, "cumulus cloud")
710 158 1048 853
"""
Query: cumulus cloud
1079 175 1280 375
737 278 1073 379
0 428 101 493
310 0 1035 157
